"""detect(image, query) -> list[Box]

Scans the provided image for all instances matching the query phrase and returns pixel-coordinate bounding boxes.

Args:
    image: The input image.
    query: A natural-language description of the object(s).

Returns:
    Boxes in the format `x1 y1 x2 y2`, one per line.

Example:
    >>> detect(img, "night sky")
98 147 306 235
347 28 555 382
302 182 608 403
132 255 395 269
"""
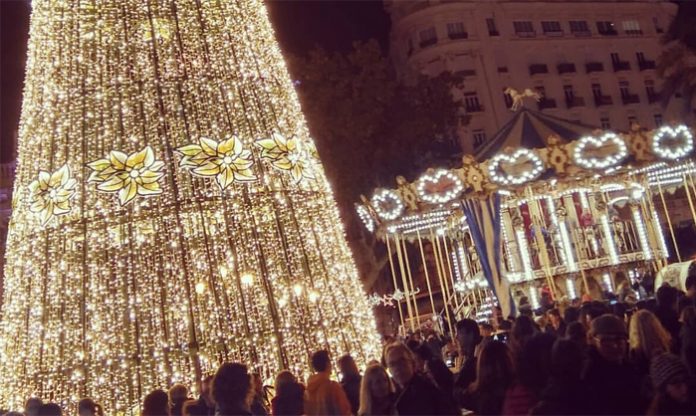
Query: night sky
0 0 390 163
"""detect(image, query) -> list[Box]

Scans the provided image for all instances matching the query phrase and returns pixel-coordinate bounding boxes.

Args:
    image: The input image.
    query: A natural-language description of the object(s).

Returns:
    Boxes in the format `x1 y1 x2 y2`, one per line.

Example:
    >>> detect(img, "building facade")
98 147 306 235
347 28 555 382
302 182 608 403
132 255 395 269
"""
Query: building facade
386 0 690 155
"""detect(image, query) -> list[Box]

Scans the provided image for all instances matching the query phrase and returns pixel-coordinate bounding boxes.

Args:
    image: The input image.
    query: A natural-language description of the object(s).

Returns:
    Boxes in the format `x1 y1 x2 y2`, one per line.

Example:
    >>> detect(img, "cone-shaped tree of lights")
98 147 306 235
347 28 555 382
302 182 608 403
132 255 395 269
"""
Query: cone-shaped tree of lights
0 1 381 413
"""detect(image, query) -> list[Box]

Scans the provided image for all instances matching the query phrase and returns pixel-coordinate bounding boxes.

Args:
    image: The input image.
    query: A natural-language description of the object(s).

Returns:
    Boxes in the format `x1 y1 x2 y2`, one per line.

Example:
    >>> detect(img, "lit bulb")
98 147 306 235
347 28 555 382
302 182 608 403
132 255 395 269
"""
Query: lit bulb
293 284 303 296
241 273 253 286
308 291 319 303
218 265 228 277
195 282 206 294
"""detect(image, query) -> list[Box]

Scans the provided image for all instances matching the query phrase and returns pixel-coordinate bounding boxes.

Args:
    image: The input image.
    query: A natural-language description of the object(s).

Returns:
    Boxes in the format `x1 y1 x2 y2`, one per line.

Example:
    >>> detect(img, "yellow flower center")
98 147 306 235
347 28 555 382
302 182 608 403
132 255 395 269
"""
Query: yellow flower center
223 156 233 165
130 169 140 178
49 189 58 199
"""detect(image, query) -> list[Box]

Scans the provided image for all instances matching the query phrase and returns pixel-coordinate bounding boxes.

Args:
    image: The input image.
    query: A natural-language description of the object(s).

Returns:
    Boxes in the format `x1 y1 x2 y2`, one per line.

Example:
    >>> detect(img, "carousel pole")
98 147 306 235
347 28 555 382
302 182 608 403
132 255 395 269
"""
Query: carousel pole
681 172 696 226
526 187 559 297
400 236 422 327
442 237 462 314
430 230 454 336
415 230 438 322
385 234 406 332
393 234 416 331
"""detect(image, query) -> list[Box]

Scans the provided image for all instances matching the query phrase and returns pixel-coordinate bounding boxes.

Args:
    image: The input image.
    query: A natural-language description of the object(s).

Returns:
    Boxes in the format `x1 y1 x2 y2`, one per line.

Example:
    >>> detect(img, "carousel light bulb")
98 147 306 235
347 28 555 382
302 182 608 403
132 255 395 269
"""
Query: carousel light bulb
195 282 207 294
293 284 304 297
240 273 254 286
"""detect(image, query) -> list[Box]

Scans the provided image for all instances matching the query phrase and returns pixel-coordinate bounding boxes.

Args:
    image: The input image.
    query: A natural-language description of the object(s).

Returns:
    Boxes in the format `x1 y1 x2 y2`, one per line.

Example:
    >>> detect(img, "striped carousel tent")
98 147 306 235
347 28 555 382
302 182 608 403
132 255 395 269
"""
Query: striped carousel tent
475 107 598 161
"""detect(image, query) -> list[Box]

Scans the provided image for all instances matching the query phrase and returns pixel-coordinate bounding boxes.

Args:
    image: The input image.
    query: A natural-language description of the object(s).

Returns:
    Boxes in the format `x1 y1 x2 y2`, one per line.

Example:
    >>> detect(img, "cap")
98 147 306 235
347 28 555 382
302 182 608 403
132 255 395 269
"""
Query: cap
590 314 627 337
651 353 689 390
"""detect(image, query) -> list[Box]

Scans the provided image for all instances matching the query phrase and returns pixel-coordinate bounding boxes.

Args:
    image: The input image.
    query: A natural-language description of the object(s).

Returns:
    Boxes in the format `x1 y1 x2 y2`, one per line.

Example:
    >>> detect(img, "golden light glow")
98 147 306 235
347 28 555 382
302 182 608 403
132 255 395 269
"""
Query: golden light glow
0 1 381 414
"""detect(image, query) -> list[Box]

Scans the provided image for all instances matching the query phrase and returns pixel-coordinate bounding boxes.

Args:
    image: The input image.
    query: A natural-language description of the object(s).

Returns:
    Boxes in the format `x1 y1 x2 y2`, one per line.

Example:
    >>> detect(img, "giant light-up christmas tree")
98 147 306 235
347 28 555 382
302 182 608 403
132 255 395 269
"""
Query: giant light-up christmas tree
0 1 381 413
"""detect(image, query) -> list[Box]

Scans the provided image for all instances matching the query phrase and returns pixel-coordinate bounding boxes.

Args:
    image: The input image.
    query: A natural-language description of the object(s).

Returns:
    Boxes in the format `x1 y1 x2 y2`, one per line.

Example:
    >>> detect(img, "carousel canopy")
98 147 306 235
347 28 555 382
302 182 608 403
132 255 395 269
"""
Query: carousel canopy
475 108 597 161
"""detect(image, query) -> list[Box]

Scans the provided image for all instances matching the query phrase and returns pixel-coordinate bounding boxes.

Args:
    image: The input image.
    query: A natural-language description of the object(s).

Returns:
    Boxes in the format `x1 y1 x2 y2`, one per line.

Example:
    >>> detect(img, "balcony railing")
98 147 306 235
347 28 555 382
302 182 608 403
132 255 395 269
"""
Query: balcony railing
466 104 484 113
419 38 438 48
537 98 557 110
529 64 549 75
516 30 537 38
572 30 592 37
639 60 656 71
613 61 631 72
489 30 500 36
544 30 564 37
621 94 640 105
557 63 576 74
565 96 585 108
593 95 613 107
448 32 468 40
598 29 618 36
586 62 604 73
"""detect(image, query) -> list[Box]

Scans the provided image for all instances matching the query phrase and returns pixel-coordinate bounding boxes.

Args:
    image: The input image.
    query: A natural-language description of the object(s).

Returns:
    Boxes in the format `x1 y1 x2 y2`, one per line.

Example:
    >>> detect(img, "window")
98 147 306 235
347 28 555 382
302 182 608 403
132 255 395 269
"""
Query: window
473 130 487 149
628 116 637 127
597 21 617 35
419 27 438 47
644 79 655 96
563 85 575 100
569 20 590 35
486 18 499 36
622 20 642 35
513 21 535 37
636 52 646 63
504 92 513 108
600 117 611 129
541 21 562 35
654 113 663 127
619 81 630 98
611 52 621 64
592 83 602 97
447 22 467 39
653 17 664 33
464 93 482 111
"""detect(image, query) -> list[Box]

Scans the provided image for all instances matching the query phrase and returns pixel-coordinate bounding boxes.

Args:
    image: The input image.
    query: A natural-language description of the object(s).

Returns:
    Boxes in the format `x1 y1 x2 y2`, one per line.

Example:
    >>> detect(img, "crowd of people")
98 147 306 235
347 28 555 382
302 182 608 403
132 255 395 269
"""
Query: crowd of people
5 275 696 416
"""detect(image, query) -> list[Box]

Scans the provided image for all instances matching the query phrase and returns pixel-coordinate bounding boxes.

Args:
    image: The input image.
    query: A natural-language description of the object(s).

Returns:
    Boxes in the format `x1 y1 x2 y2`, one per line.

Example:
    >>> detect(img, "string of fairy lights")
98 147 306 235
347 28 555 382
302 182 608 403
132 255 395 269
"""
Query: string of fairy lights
0 1 380 414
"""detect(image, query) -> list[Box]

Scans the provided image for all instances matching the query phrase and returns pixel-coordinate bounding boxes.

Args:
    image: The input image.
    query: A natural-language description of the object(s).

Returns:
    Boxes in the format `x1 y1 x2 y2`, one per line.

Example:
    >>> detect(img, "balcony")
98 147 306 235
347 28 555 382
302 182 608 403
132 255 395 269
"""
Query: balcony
544 30 564 37
557 63 576 74
537 98 557 110
586 62 604 73
465 104 484 113
565 96 586 108
625 30 643 36
572 30 592 37
593 95 613 107
648 92 660 103
529 64 549 75
489 30 500 36
613 61 631 72
448 32 468 40
621 94 640 105
598 29 618 36
419 38 438 48
639 60 656 71
516 31 537 38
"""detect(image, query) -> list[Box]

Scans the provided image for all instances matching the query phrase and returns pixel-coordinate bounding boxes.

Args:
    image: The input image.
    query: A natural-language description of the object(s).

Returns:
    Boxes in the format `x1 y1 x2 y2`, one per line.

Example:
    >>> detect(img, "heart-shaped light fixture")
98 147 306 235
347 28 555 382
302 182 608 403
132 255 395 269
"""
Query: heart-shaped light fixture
371 189 404 221
488 149 544 186
415 169 464 204
652 125 694 160
573 133 627 169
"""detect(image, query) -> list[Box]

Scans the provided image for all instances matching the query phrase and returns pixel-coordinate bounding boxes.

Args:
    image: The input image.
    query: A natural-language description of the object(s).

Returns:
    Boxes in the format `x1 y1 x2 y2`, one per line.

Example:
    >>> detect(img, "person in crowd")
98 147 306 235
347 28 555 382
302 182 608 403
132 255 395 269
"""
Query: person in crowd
655 285 682 351
616 271 638 305
563 320 586 347
36 404 61 416
271 370 304 416
413 344 454 401
530 339 593 415
24 398 43 416
459 340 514 415
249 373 268 416
169 384 190 416
509 315 538 358
628 309 672 400
582 314 643 414
77 398 103 416
357 365 395 416
212 363 253 416
304 350 351 416
142 390 169 416
337 354 362 415
424 329 445 360
678 274 696 312
384 342 458 415
546 308 566 337
679 305 696 376
647 353 696 415
183 375 215 416
578 301 610 332
452 318 482 401
479 323 494 339
502 333 555 415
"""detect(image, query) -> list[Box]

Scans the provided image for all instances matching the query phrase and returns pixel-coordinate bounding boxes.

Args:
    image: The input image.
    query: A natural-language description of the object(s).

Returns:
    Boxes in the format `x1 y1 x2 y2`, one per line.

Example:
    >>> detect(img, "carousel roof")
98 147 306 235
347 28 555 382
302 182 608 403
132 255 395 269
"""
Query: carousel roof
475 108 598 161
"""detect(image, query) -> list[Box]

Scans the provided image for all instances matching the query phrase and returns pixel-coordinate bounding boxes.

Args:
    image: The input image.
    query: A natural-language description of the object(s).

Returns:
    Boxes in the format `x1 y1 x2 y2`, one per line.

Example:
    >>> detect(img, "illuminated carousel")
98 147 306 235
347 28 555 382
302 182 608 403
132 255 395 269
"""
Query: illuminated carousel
358 101 695 332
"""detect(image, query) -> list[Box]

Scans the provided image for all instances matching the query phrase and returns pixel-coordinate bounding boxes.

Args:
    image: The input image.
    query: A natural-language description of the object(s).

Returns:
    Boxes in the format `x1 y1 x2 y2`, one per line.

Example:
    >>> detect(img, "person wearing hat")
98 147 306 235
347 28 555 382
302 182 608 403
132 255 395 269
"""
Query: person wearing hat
582 314 644 415
647 353 696 415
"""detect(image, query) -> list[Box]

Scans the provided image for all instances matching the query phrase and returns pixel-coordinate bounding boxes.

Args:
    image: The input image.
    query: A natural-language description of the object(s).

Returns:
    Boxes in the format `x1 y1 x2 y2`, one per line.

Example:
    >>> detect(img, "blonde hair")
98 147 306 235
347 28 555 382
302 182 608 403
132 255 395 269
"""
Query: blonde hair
629 309 671 359
357 364 394 416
